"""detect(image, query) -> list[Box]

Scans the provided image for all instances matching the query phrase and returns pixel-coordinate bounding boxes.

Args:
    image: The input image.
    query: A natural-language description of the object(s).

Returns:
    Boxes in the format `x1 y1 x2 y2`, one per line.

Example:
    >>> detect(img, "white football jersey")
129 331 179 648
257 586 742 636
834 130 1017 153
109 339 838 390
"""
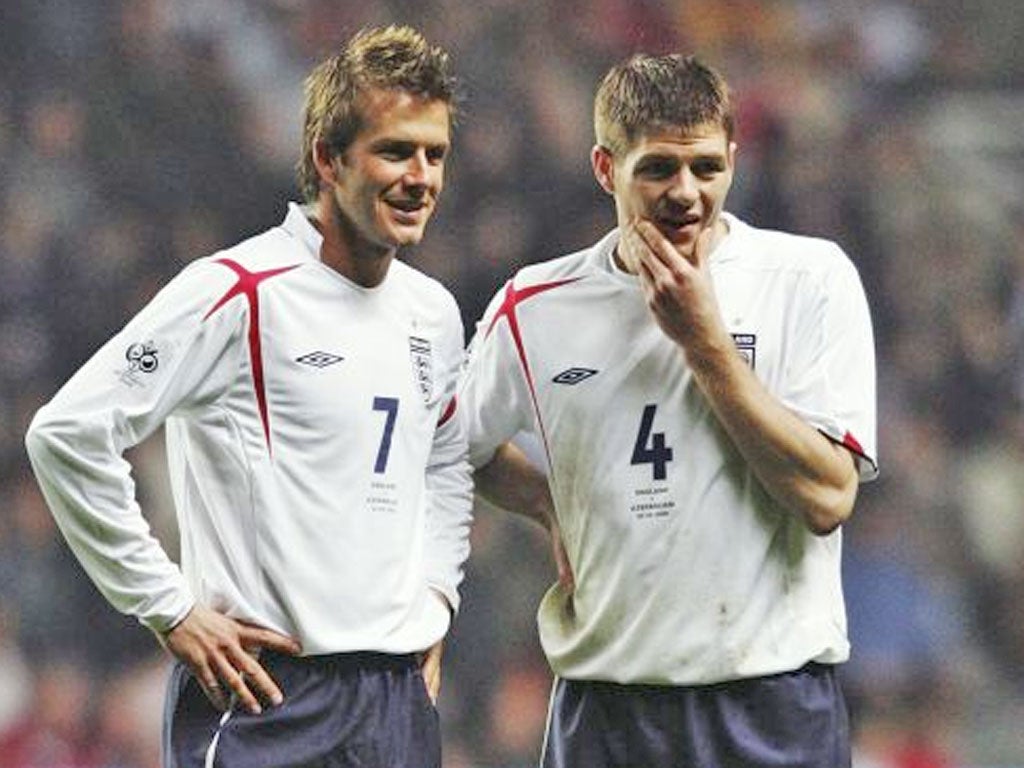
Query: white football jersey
462 213 877 685
26 204 473 655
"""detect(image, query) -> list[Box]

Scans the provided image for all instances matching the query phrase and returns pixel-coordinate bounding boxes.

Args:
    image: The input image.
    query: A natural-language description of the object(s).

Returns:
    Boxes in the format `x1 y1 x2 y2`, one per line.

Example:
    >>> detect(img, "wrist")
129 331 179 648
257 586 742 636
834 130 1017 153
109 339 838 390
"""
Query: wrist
683 327 740 379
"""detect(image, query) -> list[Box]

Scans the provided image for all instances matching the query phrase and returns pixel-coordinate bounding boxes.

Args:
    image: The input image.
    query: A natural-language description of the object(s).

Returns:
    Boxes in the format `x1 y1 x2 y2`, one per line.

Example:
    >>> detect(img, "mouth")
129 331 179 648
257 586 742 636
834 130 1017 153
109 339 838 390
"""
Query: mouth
653 211 701 239
385 198 431 227
387 198 427 213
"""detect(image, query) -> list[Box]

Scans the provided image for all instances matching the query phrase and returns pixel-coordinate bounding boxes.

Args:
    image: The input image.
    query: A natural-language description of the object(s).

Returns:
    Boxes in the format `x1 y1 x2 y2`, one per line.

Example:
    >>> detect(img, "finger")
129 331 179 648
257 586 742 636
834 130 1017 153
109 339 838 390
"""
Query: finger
230 648 285 709
635 220 681 268
633 227 677 286
205 682 229 712
553 538 575 594
194 665 229 711
691 225 716 269
213 654 263 715
636 220 708 281
549 521 575 594
238 624 303 656
420 649 441 704
635 258 662 306
618 220 645 272
622 219 666 275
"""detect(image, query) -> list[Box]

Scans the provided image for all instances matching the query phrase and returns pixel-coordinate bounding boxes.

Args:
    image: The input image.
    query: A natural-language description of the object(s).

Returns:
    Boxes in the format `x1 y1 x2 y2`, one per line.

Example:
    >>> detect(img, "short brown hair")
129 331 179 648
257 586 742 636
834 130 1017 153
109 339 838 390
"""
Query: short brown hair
594 54 734 157
296 25 458 202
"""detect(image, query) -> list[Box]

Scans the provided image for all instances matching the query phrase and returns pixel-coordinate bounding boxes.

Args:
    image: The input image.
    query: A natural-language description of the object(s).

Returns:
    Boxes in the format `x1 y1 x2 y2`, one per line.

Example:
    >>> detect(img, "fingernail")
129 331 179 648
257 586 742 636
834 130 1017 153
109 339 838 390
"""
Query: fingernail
272 693 284 706
251 703 263 715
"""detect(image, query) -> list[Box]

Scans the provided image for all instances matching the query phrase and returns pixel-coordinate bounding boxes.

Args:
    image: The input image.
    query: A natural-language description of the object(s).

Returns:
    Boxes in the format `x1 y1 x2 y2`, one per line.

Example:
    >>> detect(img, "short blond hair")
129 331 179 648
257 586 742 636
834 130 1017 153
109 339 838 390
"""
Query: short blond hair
594 54 734 157
296 25 458 202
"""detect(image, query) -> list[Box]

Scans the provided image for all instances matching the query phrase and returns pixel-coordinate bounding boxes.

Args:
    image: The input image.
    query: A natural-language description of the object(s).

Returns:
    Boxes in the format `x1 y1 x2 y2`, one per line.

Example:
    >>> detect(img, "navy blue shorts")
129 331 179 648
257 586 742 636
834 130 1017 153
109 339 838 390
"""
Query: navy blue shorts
542 664 850 768
163 651 440 768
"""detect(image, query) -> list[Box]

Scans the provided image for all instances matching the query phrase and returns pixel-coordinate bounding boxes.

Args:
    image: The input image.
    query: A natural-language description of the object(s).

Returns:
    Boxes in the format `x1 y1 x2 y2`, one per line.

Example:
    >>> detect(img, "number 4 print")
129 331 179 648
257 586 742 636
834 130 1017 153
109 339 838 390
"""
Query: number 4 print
631 404 674 481
372 396 399 474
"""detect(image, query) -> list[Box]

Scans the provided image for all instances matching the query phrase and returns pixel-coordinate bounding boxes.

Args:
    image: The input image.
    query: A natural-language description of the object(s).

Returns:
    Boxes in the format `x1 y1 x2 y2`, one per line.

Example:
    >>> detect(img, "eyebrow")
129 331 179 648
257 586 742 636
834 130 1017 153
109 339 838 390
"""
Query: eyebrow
632 154 681 175
634 149 726 169
635 152 679 164
371 137 450 152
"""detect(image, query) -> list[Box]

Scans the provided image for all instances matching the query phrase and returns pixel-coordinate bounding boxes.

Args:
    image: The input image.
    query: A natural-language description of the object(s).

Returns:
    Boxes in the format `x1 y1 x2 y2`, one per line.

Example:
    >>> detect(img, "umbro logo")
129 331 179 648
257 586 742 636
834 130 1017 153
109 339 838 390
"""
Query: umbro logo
296 351 344 368
552 367 598 385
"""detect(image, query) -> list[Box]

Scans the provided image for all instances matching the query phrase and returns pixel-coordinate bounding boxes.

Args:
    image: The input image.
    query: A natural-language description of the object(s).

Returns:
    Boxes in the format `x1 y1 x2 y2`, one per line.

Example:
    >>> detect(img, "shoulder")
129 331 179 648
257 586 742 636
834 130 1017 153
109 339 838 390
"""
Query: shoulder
194 224 307 275
471 233 614 338
510 235 610 290
390 258 454 296
390 260 460 312
727 215 854 278
150 225 305 322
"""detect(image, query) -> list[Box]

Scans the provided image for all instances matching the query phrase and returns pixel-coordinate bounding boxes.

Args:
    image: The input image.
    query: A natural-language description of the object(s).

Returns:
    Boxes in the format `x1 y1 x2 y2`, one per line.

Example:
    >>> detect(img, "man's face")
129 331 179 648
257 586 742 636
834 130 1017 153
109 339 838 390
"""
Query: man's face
596 122 736 261
330 89 450 252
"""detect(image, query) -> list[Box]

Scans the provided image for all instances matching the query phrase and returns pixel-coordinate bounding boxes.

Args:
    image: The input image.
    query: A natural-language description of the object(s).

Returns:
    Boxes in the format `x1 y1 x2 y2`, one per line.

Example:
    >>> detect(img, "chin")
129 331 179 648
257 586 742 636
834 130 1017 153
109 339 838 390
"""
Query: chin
390 233 423 248
392 226 428 247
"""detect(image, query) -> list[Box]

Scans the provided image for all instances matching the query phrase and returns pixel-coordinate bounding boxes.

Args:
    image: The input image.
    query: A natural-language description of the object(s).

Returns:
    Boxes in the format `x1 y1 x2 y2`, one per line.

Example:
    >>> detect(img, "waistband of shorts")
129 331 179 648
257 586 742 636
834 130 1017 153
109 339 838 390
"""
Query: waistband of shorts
563 662 838 693
265 649 418 671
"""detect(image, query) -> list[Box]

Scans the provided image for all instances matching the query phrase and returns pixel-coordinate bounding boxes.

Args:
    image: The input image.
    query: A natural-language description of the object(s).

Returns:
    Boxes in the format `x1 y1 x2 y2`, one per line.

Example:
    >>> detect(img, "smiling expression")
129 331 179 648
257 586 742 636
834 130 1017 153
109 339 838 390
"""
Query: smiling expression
329 88 451 255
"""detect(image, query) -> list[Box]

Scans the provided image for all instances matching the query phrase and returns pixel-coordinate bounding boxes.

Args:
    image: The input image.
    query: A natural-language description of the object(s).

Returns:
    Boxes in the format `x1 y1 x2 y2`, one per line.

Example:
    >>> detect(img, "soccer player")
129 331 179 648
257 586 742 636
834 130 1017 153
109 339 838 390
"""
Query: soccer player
25 26 471 768
461 54 877 768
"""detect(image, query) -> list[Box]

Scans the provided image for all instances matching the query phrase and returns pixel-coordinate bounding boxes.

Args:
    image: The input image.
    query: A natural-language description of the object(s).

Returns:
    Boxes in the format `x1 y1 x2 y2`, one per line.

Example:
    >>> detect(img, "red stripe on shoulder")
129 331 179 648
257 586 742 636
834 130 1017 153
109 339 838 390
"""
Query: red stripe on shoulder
204 258 301 454
483 276 582 472
485 277 581 339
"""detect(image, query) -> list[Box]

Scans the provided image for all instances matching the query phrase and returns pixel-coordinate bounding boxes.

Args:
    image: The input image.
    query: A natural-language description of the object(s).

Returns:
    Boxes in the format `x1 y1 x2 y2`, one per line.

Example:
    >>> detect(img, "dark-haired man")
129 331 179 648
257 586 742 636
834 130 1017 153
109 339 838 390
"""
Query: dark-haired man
462 53 877 768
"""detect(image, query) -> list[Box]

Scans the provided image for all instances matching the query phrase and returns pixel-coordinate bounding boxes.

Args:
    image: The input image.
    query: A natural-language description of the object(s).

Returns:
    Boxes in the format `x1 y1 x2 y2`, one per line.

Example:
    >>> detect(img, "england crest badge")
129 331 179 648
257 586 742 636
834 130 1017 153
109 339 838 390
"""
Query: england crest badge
731 333 757 369
409 336 433 403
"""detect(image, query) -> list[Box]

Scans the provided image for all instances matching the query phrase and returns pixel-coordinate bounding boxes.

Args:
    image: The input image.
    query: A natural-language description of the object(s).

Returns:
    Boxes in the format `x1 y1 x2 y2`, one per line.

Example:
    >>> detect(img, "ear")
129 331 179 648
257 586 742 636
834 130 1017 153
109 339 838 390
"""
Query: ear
591 144 616 195
312 139 338 186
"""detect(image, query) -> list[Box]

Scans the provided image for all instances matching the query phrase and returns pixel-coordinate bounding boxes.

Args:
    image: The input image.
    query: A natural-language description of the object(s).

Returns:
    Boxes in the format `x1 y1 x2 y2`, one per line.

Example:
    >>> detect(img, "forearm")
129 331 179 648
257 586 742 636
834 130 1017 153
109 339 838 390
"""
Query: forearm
473 442 554 528
423 418 474 612
25 410 193 629
687 335 859 535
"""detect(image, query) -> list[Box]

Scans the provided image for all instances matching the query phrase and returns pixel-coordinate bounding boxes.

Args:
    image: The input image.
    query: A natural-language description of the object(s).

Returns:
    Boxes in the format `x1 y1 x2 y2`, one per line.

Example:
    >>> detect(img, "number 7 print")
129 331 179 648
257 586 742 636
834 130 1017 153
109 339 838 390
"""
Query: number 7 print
372 397 399 474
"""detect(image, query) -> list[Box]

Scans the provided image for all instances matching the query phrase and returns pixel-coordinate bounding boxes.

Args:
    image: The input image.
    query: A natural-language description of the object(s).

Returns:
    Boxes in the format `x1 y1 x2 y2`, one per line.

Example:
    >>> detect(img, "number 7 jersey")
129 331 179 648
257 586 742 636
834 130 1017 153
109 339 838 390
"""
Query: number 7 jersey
461 214 878 686
26 203 472 655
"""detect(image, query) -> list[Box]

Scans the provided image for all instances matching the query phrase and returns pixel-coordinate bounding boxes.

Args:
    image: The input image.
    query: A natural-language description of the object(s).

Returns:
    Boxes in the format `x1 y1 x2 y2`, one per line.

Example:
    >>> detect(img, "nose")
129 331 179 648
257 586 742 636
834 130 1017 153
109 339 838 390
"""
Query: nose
667 167 699 205
403 150 430 188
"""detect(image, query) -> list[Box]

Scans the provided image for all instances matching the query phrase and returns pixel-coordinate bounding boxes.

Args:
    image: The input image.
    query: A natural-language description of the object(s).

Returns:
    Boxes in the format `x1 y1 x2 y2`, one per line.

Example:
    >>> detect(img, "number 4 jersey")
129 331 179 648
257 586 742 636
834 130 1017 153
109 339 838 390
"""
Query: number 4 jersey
25 203 473 655
461 213 877 686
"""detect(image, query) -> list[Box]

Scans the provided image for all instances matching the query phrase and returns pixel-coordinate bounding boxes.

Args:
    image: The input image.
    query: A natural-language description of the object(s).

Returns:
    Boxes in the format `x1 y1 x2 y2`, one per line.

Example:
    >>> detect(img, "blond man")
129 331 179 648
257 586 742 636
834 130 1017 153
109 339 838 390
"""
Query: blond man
26 26 471 768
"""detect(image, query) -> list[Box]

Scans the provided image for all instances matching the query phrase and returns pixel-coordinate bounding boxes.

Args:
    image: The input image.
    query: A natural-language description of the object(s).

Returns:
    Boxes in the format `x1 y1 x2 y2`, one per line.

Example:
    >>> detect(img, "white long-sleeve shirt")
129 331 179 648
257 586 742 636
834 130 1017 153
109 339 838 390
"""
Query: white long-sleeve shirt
25 204 473 655
461 214 877 685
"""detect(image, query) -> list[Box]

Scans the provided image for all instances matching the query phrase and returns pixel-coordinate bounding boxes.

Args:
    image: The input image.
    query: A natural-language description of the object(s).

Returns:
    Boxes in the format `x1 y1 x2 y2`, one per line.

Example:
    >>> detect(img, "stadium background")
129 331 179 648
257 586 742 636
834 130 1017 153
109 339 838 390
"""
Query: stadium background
1 0 1023 766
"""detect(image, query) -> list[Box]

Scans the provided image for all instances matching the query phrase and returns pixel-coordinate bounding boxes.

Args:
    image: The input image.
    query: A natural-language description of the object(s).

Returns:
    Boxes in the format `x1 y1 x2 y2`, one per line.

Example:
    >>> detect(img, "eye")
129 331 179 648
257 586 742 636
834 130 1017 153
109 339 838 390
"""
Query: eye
426 145 448 164
635 159 676 180
692 158 726 178
376 141 414 161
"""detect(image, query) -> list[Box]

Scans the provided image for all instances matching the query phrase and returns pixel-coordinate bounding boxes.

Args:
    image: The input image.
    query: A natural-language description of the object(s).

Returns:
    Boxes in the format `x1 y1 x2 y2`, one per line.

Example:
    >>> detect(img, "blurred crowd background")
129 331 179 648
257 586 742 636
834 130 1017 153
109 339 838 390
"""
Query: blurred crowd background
1 0 1023 766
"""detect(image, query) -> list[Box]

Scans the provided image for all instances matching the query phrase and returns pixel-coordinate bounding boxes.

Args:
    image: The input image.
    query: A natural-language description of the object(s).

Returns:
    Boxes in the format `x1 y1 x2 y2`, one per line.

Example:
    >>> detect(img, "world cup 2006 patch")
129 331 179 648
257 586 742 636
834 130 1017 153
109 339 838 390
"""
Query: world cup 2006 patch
115 340 160 387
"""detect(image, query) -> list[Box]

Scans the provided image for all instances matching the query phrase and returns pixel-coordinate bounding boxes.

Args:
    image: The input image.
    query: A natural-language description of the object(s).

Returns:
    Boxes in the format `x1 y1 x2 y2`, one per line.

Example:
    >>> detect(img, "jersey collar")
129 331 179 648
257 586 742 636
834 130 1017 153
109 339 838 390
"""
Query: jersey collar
282 202 325 261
